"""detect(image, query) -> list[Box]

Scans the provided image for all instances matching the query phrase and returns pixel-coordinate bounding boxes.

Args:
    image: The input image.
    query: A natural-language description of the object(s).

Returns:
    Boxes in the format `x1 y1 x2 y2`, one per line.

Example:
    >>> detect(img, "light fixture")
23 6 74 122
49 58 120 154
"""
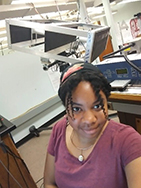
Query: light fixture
11 0 68 4
94 11 117 20
117 0 141 5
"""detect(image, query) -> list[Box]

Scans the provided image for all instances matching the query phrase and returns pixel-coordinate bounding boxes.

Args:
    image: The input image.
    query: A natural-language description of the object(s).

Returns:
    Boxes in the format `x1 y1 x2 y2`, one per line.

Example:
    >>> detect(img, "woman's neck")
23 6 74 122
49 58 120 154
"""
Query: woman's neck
69 120 109 148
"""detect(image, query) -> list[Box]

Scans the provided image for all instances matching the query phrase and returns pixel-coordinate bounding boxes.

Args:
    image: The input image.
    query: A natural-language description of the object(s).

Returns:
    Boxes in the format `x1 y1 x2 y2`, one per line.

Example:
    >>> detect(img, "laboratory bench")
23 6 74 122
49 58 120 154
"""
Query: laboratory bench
108 87 141 134
0 115 37 188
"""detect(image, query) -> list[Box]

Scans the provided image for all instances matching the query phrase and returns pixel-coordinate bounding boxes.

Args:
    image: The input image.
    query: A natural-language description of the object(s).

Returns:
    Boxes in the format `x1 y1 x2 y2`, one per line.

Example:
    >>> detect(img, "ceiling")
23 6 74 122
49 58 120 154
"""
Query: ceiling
0 0 116 6
0 0 139 51
0 0 121 20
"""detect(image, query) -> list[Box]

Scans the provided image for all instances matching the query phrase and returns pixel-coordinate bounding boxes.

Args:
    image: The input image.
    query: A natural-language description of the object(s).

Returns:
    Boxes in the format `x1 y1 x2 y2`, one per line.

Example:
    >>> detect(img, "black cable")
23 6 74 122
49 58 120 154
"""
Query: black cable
12 155 29 188
123 54 141 74
103 42 135 59
103 54 123 58
36 177 43 184
1 142 23 160
103 43 141 74
7 152 29 188
105 54 141 74
40 182 44 188
35 177 44 188
0 160 22 188
7 153 10 188
0 141 30 188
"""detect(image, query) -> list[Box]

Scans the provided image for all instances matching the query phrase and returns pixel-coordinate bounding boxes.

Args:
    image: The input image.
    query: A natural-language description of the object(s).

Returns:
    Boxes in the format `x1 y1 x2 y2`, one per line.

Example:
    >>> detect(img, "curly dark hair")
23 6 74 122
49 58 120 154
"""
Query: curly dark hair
58 64 111 119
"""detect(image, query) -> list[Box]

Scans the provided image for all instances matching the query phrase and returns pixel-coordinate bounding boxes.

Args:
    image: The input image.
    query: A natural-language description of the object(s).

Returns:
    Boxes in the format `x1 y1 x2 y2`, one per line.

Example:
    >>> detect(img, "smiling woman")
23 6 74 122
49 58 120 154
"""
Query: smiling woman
44 62 141 188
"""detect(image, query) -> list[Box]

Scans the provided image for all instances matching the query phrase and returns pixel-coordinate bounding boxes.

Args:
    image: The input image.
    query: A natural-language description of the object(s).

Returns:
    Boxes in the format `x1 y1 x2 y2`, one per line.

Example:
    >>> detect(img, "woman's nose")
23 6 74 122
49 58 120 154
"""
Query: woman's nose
82 110 96 125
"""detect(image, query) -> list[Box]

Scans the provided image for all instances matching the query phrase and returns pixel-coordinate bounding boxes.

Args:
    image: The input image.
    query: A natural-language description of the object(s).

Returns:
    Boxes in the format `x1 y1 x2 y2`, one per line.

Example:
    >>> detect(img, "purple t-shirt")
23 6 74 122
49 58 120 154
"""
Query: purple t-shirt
47 118 141 188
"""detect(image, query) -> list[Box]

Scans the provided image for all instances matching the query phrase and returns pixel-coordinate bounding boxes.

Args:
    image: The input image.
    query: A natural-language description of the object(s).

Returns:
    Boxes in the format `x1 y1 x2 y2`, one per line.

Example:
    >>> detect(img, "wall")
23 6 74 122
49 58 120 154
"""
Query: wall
113 2 141 45
113 2 141 22
99 1 141 46
0 50 65 143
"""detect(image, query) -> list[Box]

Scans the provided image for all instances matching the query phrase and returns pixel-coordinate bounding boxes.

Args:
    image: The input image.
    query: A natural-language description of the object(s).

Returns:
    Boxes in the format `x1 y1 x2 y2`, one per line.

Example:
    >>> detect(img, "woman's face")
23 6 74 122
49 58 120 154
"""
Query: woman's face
66 81 108 140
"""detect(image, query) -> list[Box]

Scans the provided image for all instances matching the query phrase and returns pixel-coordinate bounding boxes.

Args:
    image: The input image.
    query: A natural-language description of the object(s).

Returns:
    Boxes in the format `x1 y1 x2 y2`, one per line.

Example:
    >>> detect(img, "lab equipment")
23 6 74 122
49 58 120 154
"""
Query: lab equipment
6 19 110 66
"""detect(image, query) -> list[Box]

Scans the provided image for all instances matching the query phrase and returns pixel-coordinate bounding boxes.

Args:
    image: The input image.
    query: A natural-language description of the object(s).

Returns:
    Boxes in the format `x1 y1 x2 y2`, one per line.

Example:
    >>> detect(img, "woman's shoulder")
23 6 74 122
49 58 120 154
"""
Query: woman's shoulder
108 119 140 135
52 117 67 135
47 117 67 156
107 119 141 146
108 120 141 167
54 117 67 127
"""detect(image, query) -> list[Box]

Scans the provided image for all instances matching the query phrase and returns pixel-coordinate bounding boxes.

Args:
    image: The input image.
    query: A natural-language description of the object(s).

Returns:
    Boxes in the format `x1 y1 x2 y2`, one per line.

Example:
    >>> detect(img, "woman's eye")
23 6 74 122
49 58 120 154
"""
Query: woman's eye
72 107 81 112
93 104 102 110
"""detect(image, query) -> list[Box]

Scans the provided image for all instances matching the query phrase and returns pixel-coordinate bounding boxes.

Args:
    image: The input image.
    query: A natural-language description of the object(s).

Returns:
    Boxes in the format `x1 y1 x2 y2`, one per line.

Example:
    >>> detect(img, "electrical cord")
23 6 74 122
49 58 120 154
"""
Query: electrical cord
106 54 141 74
7 153 10 188
30 3 46 20
123 54 141 74
0 160 22 188
40 182 44 188
54 0 62 20
0 140 30 188
36 177 43 184
103 43 141 74
103 42 135 59
35 177 44 188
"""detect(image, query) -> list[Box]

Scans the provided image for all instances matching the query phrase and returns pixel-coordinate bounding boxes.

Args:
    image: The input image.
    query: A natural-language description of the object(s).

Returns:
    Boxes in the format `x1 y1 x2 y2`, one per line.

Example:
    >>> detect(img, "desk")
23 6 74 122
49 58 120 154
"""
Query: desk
109 88 141 134
0 133 37 188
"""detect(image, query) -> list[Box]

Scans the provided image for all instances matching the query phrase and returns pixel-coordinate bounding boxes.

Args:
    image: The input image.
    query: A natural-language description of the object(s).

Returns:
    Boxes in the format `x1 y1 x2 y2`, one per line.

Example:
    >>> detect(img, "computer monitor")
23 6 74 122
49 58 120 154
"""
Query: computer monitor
44 30 76 52
44 23 77 53
6 18 110 64
85 26 110 63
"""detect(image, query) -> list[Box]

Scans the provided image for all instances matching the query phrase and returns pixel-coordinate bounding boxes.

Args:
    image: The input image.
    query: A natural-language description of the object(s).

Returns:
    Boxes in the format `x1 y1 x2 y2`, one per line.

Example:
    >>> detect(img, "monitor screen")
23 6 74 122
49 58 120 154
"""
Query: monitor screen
10 25 44 44
10 25 31 44
85 27 110 63
44 29 77 52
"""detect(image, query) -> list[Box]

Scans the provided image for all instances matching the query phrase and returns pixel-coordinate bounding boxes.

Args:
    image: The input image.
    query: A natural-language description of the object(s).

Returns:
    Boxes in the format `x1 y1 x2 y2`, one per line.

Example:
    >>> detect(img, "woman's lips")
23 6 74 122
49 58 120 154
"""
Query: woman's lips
83 128 98 135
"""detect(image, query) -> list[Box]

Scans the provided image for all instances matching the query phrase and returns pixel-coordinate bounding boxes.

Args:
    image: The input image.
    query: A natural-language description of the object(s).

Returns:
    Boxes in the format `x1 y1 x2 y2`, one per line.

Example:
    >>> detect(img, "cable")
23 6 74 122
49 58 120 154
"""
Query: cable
30 3 46 20
54 0 62 20
7 153 10 188
13 155 29 188
103 43 141 74
0 141 30 188
0 160 23 188
35 177 44 188
36 177 43 184
123 54 141 74
103 43 135 59
40 182 44 188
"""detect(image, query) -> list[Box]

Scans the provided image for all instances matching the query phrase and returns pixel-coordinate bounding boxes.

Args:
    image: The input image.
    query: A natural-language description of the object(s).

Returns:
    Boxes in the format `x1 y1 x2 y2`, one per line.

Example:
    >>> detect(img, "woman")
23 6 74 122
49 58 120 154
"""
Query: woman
44 62 141 188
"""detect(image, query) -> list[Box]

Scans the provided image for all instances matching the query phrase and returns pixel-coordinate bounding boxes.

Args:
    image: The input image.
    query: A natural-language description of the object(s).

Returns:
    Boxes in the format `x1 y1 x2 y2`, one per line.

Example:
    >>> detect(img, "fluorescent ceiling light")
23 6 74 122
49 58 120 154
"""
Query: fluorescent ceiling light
12 0 67 4
110 1 116 5
118 0 141 5
93 11 117 19
0 20 6 27
0 37 7 41
87 7 103 15
12 0 46 3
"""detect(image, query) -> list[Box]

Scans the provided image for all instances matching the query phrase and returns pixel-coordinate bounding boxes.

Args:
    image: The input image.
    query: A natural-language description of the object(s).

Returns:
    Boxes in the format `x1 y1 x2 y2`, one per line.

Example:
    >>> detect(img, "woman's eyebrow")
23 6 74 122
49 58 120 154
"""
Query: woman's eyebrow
72 99 100 106
93 99 100 104
72 102 82 106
